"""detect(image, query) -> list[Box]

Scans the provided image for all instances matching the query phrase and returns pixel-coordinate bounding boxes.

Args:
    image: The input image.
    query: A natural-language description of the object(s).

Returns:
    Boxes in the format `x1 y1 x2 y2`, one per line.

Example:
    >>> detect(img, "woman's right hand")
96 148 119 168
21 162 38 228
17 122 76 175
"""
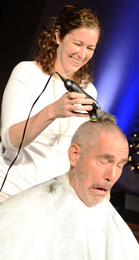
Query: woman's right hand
8 92 94 149
52 92 94 119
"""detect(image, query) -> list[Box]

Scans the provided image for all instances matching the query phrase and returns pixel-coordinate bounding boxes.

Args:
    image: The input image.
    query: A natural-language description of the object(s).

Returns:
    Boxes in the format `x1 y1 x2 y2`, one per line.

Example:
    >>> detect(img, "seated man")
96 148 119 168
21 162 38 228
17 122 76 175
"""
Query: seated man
0 110 139 260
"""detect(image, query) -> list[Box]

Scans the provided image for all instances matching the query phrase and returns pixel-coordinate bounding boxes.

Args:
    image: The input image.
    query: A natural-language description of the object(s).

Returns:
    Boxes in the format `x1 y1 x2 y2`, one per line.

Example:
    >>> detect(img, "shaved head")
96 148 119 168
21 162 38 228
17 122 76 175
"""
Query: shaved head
71 110 127 155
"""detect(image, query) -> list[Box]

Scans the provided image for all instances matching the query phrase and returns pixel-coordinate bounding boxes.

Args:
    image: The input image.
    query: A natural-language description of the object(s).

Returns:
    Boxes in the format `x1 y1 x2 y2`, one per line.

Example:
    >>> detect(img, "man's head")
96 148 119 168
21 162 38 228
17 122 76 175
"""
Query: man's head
68 110 129 207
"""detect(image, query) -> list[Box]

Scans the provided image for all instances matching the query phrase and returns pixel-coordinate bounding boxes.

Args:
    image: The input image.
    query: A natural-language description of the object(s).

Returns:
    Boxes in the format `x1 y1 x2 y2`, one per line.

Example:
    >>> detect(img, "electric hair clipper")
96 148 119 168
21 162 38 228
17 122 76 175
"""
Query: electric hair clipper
56 72 101 118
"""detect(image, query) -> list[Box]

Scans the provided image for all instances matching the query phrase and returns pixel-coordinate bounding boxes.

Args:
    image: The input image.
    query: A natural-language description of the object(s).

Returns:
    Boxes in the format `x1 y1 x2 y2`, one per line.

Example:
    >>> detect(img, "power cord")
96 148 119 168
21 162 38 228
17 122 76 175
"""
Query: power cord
0 72 56 191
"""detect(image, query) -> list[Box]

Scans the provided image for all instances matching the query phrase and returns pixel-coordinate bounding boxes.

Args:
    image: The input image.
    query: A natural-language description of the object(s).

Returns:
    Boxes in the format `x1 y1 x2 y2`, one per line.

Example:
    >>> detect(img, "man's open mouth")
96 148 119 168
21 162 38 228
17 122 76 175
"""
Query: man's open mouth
93 187 107 192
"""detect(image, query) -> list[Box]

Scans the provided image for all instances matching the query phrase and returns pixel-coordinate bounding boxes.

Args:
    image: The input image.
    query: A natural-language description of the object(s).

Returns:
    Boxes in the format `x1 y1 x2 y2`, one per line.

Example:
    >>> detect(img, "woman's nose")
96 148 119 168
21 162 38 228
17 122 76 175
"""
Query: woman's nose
77 46 87 59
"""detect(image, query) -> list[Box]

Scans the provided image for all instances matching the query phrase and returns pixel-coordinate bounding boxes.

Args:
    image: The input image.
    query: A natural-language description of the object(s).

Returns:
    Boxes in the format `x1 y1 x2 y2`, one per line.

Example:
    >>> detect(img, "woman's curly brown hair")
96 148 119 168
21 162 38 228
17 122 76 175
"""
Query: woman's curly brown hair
34 5 101 88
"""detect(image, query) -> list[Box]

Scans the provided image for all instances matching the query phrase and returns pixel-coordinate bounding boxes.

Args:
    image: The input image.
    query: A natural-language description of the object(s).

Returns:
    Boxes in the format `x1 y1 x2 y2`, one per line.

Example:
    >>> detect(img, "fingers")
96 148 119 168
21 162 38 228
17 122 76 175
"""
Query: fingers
66 92 86 99
65 92 93 111
73 104 93 111
53 92 95 119
66 92 93 104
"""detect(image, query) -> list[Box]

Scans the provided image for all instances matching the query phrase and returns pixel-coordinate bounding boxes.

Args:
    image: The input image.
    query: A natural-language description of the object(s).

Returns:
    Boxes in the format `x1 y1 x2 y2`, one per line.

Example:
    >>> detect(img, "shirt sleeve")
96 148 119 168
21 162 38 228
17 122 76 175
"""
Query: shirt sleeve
1 62 33 152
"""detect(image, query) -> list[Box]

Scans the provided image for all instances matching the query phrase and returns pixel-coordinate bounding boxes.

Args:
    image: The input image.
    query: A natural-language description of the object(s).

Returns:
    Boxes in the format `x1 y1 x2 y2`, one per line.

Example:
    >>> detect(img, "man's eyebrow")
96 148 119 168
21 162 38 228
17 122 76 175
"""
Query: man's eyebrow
98 154 115 159
120 158 129 164
98 153 128 164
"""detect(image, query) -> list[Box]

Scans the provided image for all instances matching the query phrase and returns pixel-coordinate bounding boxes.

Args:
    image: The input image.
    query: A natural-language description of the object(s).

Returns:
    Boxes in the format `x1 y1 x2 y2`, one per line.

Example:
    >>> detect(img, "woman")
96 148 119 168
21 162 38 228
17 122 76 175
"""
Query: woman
0 5 101 199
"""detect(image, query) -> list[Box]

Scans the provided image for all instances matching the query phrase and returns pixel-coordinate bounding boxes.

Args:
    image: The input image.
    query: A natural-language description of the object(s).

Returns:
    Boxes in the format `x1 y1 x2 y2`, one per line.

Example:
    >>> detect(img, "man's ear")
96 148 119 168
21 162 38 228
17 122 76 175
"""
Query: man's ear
68 144 81 167
55 29 61 45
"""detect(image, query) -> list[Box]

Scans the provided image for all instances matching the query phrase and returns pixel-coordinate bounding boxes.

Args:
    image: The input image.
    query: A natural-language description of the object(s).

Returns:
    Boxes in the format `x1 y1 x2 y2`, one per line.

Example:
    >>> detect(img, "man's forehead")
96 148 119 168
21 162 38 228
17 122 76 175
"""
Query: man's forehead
89 130 128 156
99 130 127 144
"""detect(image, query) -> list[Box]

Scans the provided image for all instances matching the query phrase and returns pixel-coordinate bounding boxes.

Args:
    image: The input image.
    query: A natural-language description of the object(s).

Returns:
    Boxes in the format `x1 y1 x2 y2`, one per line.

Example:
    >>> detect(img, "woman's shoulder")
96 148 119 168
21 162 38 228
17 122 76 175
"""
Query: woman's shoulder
10 61 50 84
12 61 42 74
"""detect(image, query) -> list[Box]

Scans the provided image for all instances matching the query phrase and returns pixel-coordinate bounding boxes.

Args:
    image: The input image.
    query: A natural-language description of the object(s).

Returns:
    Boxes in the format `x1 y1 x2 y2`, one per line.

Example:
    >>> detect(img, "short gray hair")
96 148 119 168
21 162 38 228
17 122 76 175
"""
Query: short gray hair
71 110 127 152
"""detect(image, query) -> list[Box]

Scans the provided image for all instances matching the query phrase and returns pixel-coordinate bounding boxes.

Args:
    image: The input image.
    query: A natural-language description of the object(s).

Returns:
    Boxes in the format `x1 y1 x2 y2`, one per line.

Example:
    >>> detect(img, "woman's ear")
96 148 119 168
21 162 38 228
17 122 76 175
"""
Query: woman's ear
55 29 61 45
68 144 81 167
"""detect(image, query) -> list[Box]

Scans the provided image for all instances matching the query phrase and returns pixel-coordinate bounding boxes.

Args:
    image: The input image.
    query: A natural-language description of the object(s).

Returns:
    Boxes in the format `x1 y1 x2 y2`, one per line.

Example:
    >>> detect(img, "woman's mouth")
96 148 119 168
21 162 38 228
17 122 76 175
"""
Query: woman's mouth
71 57 83 64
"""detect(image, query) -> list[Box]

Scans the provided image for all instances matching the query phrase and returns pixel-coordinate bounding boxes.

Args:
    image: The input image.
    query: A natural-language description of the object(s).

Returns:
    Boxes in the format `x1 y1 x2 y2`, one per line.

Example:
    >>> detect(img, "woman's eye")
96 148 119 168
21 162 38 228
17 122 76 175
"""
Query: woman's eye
74 43 81 46
87 47 94 51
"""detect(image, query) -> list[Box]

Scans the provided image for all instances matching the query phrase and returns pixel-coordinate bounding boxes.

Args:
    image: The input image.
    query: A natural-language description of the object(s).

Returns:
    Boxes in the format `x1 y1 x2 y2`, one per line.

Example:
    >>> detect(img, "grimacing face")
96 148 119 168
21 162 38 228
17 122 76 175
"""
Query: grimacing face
55 27 99 78
69 131 129 207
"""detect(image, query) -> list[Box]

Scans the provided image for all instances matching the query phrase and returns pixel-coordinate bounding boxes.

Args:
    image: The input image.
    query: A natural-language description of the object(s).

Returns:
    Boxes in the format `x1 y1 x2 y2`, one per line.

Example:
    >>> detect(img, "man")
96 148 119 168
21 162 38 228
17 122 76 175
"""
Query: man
0 110 139 260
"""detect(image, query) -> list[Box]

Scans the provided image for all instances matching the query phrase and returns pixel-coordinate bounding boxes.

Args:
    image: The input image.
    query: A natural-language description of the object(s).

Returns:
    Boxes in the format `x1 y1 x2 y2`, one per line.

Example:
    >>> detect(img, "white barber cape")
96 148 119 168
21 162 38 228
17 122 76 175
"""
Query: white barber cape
0 173 139 260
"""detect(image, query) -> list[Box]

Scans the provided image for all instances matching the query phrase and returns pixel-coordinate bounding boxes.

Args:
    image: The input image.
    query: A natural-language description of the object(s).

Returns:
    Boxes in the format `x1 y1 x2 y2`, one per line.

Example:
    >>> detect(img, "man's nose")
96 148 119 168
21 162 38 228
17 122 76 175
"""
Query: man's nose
103 165 118 183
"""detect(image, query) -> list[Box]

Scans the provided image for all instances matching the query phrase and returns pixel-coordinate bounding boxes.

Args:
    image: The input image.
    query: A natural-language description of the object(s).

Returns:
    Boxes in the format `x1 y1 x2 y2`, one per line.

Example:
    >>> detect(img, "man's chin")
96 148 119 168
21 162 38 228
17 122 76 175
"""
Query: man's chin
83 196 105 208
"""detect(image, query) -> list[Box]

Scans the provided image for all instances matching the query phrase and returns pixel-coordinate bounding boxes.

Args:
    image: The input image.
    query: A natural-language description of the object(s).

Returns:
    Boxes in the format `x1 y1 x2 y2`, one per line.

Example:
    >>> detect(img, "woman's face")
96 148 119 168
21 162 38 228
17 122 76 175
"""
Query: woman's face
55 27 99 78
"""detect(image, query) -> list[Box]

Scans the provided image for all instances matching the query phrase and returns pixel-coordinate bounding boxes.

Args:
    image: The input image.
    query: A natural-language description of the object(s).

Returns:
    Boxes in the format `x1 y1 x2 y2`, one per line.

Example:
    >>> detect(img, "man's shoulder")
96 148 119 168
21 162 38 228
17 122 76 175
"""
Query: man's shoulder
32 173 71 200
0 174 70 212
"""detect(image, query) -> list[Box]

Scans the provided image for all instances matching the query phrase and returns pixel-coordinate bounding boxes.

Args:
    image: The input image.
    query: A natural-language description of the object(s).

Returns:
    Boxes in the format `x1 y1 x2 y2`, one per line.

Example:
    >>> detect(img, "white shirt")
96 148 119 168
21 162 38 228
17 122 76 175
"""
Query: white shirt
0 61 97 195
0 173 138 260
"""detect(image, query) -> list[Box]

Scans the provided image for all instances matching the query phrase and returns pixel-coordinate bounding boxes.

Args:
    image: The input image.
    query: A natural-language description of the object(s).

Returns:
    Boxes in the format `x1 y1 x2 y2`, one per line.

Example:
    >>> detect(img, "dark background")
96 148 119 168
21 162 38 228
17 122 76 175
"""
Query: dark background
0 0 139 219
0 0 139 137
